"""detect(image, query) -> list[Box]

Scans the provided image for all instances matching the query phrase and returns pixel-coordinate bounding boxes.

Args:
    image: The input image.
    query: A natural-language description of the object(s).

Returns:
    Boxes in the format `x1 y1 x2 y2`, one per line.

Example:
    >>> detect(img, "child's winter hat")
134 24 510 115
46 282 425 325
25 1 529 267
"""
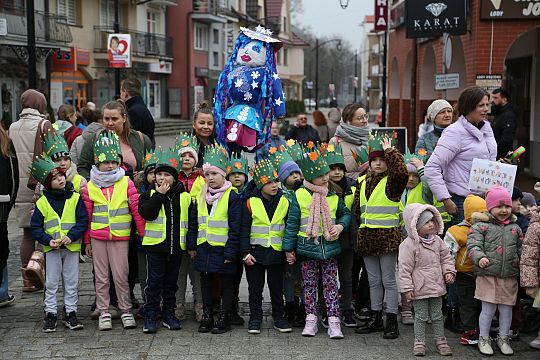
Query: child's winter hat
367 131 396 163
417 210 434 230
249 159 279 189
297 144 330 182
322 143 345 169
154 147 181 179
29 154 65 189
485 185 512 211
42 129 70 161
403 152 426 175
521 192 537 207
463 195 487 223
269 145 302 183
202 144 229 177
94 131 122 164
227 153 248 177
174 132 199 166
511 186 523 201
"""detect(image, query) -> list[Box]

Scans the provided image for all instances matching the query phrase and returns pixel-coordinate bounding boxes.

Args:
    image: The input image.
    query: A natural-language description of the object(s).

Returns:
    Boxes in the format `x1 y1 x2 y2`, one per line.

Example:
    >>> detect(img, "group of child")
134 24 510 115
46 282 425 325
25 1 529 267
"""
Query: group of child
26 126 540 356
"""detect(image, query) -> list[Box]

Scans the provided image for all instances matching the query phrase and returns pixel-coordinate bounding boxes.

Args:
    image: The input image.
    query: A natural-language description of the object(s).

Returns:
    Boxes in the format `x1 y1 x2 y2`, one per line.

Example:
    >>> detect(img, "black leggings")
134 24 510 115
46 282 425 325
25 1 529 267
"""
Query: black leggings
200 273 235 311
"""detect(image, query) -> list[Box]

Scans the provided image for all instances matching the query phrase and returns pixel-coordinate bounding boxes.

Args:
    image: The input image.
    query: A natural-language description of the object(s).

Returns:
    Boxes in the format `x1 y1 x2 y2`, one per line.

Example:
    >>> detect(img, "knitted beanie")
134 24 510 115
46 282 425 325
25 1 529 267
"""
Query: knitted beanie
406 163 417 174
44 167 66 190
368 150 384 163
278 160 302 183
178 147 199 167
486 186 512 211
511 186 523 201
521 192 536 207
427 99 452 122
417 210 434 230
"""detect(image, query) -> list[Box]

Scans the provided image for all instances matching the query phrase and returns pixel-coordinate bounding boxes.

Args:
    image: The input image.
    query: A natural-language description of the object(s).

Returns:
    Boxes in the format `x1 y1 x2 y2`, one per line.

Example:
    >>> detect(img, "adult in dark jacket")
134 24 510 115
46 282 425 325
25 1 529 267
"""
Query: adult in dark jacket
121 78 155 142
491 88 517 159
285 113 320 144
0 128 18 306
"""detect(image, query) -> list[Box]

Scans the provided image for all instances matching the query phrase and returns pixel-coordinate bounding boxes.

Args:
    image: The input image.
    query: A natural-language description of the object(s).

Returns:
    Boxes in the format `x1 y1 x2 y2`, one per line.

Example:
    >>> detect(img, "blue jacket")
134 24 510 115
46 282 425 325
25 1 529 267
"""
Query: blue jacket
31 182 88 247
282 186 351 260
187 190 241 274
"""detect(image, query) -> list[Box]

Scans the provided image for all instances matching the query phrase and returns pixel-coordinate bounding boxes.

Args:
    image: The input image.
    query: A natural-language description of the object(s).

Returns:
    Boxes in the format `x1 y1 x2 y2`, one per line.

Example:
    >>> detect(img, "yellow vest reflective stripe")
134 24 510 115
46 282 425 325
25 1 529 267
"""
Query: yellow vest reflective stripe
190 175 206 200
359 175 401 228
87 177 132 238
197 187 236 247
345 186 356 211
400 184 451 223
296 187 338 238
143 190 191 249
36 194 81 252
72 174 83 193
249 196 289 251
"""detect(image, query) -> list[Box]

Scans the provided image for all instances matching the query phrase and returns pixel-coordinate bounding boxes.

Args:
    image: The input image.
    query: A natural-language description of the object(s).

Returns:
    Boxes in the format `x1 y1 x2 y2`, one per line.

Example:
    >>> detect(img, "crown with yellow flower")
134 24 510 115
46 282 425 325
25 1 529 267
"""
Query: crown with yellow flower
29 154 62 184
297 144 330 181
268 145 295 172
250 159 279 189
143 149 158 170
283 138 305 162
204 144 230 173
367 131 397 154
42 129 69 160
322 143 344 168
174 132 200 154
94 131 122 164
227 153 248 176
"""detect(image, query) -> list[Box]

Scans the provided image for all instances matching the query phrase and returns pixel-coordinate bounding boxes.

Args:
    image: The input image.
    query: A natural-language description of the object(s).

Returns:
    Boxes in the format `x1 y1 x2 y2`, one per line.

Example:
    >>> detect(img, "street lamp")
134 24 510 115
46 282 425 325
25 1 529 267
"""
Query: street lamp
313 38 342 110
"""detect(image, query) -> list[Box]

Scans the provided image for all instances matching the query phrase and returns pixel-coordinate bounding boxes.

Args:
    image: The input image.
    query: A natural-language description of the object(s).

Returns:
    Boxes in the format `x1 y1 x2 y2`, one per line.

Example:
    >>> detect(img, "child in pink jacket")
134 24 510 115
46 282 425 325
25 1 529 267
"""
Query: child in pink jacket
398 203 456 356
82 132 145 331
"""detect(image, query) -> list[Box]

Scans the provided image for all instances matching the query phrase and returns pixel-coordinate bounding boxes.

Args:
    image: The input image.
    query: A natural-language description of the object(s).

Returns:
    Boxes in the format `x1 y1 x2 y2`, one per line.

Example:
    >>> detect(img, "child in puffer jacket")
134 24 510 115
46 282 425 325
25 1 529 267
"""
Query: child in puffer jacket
398 204 455 356
467 186 523 356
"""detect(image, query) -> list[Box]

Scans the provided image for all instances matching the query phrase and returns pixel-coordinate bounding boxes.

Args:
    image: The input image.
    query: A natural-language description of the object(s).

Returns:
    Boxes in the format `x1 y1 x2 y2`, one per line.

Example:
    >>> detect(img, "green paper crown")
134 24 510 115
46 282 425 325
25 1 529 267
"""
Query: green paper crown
351 145 369 165
174 132 200 154
42 129 69 159
403 152 426 165
297 146 330 181
143 149 158 169
203 144 229 173
228 154 248 175
249 159 279 189
284 139 305 162
155 147 181 174
94 131 122 164
367 131 397 154
29 154 60 184
323 143 344 168
269 145 295 172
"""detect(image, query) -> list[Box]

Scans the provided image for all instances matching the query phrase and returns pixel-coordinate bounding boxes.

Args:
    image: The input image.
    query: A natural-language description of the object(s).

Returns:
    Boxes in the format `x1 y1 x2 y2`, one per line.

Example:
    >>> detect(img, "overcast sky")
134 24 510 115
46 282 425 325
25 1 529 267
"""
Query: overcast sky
293 0 374 49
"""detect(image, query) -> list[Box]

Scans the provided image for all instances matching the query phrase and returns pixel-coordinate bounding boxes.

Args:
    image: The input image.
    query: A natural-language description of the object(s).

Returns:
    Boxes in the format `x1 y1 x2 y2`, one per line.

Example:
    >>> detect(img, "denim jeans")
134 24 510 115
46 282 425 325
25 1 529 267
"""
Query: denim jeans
451 194 466 226
0 265 8 301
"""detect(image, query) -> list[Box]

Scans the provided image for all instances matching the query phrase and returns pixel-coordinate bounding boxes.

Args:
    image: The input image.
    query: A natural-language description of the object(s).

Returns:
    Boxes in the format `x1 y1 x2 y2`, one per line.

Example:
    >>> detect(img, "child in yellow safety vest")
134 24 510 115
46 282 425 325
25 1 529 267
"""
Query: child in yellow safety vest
138 147 197 334
82 131 145 331
241 159 292 334
187 144 241 335
283 144 351 339
30 155 88 333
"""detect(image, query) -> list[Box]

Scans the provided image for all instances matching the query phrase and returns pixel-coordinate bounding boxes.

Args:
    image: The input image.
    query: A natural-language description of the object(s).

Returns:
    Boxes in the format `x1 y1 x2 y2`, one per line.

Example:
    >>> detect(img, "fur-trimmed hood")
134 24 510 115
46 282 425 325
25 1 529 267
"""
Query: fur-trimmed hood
403 203 444 242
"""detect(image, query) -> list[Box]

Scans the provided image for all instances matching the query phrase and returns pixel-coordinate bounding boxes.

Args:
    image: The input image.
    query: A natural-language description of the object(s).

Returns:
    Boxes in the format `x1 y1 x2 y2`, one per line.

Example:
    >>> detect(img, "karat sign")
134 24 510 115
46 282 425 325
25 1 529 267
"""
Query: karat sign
481 0 540 19
406 0 467 38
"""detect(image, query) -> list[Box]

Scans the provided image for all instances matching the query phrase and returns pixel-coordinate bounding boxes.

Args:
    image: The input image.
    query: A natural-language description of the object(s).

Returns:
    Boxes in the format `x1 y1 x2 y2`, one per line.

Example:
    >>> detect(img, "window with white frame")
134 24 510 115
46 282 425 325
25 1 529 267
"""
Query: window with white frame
194 24 208 51
147 11 160 34
57 0 77 25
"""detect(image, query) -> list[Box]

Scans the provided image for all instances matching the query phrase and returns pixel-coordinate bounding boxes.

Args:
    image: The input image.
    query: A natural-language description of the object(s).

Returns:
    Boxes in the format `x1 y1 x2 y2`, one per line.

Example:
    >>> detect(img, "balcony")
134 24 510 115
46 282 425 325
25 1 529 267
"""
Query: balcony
192 0 227 24
94 26 172 59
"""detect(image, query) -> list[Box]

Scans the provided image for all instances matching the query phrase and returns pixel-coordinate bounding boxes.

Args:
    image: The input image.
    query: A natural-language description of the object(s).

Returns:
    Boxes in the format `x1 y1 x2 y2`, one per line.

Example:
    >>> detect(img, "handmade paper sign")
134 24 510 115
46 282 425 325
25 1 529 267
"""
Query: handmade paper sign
468 159 517 195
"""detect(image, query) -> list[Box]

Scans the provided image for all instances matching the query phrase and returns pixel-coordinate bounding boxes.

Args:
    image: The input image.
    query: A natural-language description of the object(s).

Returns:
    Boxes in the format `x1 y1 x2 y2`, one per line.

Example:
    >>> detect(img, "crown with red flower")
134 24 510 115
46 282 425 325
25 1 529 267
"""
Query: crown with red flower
250 159 278 189
297 144 330 181
154 147 181 177
228 153 248 176
173 132 199 155
367 131 397 154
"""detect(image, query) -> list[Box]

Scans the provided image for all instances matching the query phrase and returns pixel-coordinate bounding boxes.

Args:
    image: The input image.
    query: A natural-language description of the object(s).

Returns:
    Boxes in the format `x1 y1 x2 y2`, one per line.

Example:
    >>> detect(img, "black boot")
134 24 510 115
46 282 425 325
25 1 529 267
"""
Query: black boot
444 307 463 334
355 310 383 334
383 313 399 339
198 307 214 333
211 310 231 334
285 302 296 324
229 301 245 326
292 304 306 328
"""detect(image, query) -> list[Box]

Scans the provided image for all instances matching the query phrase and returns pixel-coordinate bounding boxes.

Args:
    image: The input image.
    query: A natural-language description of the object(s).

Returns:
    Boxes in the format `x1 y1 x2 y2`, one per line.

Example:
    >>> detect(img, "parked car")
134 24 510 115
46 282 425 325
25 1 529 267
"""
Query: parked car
303 98 316 108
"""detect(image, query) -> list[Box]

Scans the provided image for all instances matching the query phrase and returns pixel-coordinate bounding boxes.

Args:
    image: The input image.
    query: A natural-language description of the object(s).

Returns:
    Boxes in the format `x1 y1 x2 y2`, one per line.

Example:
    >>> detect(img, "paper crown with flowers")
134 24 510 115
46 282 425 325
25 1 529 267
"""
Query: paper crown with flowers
155 147 181 174
351 145 369 165
42 129 69 159
403 151 427 165
174 132 200 154
227 153 249 176
29 154 60 184
94 131 122 164
283 139 305 162
250 159 279 189
268 145 295 171
322 143 344 168
204 144 230 173
143 149 158 169
367 131 397 154
297 145 330 182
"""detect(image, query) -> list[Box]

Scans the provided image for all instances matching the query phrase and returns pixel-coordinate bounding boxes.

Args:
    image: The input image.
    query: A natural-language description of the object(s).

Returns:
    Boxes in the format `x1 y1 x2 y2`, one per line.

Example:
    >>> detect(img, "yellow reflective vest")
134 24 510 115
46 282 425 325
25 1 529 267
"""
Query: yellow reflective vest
197 187 236 247
400 184 451 223
36 194 81 252
72 174 83 193
143 189 191 250
190 175 206 200
296 187 338 238
249 196 289 251
87 177 132 238
344 186 356 211
358 175 401 228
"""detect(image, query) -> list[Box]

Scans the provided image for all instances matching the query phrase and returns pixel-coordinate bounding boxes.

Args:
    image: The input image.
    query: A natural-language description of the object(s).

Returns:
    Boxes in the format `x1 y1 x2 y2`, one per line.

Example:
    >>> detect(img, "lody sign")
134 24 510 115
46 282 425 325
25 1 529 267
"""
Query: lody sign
481 0 540 20
475 74 502 92
405 0 467 38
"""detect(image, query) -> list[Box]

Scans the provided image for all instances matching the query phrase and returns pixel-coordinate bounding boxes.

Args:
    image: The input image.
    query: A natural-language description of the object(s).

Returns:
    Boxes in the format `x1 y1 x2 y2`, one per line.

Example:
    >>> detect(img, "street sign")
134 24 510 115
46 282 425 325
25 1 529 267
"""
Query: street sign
306 81 313 89
435 73 460 90
375 0 389 31
475 74 502 92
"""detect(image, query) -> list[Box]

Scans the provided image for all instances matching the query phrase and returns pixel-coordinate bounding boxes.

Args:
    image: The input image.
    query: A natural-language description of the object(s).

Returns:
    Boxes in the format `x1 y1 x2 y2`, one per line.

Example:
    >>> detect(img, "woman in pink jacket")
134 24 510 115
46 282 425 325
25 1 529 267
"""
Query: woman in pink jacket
425 87 497 225
83 131 145 331
398 203 456 356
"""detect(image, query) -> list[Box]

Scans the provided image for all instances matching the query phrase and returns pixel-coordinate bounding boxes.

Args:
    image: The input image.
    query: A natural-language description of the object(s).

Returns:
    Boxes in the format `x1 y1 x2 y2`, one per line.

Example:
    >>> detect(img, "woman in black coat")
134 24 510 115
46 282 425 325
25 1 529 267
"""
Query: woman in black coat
0 126 19 306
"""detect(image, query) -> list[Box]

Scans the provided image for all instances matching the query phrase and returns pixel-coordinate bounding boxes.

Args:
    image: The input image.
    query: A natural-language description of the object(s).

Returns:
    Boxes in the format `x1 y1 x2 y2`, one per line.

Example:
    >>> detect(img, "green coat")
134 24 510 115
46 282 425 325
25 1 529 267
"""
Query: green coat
77 129 153 180
467 212 523 278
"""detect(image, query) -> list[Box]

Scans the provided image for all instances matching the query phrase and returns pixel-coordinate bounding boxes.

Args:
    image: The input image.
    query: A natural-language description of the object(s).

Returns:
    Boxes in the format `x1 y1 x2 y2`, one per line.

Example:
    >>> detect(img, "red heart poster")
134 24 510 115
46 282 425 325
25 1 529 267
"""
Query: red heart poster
108 34 131 68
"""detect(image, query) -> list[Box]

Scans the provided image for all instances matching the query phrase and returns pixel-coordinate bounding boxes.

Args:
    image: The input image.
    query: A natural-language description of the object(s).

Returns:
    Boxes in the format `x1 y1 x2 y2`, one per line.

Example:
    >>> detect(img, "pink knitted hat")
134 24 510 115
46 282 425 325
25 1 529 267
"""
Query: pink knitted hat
485 185 512 211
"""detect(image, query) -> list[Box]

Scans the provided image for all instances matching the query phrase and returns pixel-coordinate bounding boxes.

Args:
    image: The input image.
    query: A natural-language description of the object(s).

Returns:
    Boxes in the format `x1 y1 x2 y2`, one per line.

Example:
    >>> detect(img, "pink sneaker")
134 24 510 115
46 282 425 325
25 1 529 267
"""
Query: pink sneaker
328 316 344 339
302 314 318 337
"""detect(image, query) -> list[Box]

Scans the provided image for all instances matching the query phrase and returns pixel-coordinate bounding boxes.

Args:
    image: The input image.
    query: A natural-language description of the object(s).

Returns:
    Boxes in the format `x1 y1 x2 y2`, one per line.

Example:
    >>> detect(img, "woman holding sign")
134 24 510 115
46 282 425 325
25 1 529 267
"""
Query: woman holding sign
425 87 497 225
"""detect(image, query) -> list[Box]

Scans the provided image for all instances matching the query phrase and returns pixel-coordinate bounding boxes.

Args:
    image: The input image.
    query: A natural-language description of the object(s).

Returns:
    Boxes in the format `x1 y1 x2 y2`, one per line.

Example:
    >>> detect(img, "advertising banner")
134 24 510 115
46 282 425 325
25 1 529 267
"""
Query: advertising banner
406 0 467 38
108 34 131 68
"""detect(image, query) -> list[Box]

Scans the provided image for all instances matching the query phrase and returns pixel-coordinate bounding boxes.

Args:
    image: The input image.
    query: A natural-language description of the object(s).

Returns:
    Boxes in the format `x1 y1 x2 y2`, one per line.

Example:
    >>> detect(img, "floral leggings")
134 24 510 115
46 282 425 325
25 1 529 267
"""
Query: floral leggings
301 258 340 317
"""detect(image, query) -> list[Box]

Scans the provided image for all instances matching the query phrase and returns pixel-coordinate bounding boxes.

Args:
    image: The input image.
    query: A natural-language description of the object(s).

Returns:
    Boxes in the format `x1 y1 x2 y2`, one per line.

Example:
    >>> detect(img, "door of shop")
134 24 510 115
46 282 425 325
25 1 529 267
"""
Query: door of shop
147 80 161 118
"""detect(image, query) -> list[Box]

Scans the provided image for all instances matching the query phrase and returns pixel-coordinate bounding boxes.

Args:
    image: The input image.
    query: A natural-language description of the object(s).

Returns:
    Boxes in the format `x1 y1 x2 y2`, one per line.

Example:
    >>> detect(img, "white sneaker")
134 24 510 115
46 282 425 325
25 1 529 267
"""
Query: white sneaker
301 314 318 337
98 313 112 331
401 310 414 325
327 316 344 339
478 335 493 355
529 333 540 349
496 335 513 355
121 313 137 329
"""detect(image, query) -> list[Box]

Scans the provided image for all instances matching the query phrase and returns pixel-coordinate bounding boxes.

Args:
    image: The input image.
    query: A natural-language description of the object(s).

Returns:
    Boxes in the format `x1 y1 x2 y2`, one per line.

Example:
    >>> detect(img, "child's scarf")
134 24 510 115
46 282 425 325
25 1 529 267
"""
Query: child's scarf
90 165 125 188
205 180 232 205
303 180 334 242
